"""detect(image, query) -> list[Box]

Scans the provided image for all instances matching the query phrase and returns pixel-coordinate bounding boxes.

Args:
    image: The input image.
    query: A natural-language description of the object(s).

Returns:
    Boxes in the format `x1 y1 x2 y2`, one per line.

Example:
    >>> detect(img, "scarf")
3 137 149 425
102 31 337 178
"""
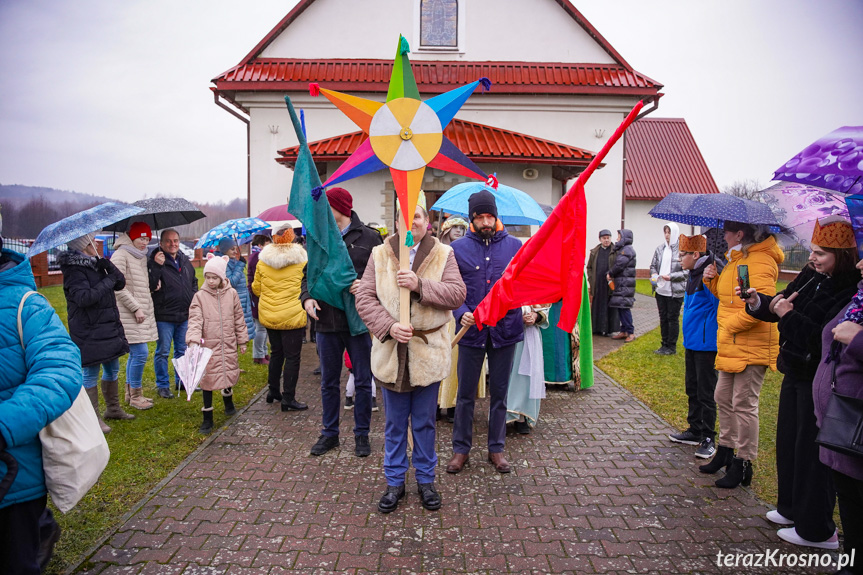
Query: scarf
119 243 147 259
826 285 863 363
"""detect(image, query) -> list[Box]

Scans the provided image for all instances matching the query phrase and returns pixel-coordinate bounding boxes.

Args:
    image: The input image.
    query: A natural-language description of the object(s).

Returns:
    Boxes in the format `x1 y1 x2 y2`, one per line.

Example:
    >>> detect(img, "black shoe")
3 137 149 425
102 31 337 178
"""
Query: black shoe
266 388 282 404
668 429 701 445
372 397 379 412
715 456 752 489
446 407 455 423
355 435 371 457
515 419 531 435
310 434 339 456
699 445 734 474
695 437 716 459
281 399 308 412
417 482 442 511
157 388 175 399
223 395 237 416
653 347 667 355
37 510 61 572
198 410 214 435
378 484 405 514
344 396 354 410
313 366 321 375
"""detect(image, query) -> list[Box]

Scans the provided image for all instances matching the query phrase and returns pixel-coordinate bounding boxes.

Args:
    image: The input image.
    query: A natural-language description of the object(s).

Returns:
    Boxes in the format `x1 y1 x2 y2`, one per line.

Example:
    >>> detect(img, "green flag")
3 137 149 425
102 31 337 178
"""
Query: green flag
285 96 367 336
577 275 594 389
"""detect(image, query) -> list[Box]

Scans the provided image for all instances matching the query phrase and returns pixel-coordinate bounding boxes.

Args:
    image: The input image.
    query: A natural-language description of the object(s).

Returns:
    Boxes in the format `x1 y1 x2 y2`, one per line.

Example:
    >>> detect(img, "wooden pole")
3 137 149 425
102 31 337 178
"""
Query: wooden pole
399 239 411 324
451 325 469 348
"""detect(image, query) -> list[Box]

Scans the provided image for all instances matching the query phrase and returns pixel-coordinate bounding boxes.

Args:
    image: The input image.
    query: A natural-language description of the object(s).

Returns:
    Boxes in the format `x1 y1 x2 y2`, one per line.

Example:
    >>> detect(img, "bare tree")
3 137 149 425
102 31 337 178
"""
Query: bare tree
723 179 763 201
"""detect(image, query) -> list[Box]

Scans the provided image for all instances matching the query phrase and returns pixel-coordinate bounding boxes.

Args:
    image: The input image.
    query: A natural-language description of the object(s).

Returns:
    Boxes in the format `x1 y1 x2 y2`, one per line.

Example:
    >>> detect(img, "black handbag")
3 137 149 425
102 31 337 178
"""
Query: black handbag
816 356 863 458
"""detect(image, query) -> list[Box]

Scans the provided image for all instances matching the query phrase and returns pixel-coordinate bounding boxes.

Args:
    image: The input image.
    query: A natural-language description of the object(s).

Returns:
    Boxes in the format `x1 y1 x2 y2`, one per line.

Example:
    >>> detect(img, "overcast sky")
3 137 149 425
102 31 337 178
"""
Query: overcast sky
0 0 860 205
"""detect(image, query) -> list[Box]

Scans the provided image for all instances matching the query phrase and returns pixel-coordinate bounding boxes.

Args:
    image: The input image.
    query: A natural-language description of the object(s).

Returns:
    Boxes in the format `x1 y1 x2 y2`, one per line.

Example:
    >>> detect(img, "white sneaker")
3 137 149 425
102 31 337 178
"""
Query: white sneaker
766 509 793 525
777 527 839 550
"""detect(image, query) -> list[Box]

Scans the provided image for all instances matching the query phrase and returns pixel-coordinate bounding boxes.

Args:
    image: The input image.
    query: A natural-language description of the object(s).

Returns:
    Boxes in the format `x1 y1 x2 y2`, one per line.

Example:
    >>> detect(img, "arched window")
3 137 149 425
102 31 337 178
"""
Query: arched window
420 0 458 47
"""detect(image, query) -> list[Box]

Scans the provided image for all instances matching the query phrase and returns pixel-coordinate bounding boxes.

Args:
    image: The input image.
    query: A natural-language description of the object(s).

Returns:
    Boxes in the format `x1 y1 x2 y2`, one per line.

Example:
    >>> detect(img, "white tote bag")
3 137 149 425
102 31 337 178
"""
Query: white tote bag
18 291 110 513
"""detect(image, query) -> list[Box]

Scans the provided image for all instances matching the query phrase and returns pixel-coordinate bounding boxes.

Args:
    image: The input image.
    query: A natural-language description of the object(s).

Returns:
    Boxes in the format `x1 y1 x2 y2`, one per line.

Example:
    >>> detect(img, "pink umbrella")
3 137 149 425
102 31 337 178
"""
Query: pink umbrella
758 181 849 248
256 204 302 230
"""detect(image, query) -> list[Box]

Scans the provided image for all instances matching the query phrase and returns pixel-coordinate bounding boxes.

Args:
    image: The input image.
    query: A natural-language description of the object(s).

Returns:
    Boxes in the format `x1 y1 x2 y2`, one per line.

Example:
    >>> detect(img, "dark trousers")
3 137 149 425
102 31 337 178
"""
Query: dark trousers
0 495 48 575
684 349 718 439
381 382 440 486
267 328 305 403
316 331 372 438
776 373 836 542
656 294 682 349
834 470 863 574
453 340 516 455
617 308 634 334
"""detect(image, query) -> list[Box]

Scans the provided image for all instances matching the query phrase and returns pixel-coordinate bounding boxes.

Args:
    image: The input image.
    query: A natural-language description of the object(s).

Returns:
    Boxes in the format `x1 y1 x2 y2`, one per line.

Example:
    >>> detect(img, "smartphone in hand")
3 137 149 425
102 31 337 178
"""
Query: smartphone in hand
737 264 750 299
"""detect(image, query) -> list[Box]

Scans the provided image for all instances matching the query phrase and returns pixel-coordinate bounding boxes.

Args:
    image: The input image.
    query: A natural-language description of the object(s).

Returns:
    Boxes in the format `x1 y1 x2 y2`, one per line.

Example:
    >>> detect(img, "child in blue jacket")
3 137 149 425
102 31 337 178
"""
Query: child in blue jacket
667 234 724 459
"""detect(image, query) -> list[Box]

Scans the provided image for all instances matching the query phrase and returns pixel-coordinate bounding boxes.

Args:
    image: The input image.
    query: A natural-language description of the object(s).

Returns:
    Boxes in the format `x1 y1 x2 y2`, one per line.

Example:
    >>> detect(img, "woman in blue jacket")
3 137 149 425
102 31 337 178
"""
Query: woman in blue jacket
216 238 255 342
0 240 82 574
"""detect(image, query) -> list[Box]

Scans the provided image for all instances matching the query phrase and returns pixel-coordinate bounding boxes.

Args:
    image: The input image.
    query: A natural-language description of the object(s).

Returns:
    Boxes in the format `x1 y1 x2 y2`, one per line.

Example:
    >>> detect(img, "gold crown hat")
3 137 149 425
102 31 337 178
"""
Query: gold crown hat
811 217 856 249
678 234 707 253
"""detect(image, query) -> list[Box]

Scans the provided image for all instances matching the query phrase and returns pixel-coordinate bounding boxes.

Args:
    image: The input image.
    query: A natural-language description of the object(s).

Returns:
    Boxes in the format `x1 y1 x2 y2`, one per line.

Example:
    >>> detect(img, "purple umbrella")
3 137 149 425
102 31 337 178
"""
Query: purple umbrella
773 126 863 195
758 181 849 248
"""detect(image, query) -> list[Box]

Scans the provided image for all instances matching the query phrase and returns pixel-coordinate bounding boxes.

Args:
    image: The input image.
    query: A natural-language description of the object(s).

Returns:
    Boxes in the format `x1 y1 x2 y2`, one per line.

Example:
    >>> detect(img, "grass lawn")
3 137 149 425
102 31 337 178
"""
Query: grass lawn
40 267 270 574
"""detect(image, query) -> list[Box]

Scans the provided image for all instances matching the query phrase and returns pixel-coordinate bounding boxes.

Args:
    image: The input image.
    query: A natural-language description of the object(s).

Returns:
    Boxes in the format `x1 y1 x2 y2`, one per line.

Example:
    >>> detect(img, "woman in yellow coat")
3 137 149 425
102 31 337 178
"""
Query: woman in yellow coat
699 221 783 489
252 226 308 412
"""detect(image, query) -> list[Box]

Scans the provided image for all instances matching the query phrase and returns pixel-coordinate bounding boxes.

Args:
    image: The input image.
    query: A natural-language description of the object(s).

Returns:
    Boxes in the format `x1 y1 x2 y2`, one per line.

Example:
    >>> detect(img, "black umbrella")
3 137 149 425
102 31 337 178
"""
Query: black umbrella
103 198 205 232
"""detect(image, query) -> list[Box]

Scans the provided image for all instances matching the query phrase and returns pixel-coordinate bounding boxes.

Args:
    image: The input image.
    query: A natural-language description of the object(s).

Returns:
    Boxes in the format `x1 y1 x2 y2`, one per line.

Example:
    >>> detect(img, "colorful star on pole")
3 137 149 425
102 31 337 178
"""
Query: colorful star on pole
310 34 489 246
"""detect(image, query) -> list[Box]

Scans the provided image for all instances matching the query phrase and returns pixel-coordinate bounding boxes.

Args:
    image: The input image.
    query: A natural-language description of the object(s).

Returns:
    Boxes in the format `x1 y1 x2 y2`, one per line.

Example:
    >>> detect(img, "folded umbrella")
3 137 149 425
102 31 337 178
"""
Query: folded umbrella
172 342 213 400
103 197 206 232
773 126 863 195
28 202 144 257
430 175 547 226
195 217 270 249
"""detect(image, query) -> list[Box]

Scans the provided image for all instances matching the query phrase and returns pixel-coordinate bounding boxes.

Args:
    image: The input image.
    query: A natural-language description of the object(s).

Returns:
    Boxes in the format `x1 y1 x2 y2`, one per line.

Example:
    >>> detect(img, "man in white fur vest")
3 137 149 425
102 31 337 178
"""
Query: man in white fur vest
356 206 466 514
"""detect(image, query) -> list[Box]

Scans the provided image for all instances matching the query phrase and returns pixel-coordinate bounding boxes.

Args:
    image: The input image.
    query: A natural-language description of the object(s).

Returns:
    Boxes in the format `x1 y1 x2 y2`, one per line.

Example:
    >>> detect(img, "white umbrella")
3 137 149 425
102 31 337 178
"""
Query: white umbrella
172 342 213 400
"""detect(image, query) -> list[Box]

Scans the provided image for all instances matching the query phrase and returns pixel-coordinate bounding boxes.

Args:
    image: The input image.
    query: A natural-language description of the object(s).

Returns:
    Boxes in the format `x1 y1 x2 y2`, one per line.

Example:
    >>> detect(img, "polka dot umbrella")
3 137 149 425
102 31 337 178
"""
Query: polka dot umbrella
649 192 782 232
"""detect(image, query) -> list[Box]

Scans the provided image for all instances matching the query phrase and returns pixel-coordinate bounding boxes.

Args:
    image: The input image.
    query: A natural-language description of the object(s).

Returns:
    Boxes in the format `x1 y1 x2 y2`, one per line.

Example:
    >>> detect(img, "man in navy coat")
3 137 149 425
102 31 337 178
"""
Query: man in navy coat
447 190 524 474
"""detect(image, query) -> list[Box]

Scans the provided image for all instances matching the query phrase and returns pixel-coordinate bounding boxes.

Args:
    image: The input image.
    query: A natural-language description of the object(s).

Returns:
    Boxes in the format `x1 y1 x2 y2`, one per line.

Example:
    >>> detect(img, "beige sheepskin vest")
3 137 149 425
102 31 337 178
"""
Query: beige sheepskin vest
370 240 453 387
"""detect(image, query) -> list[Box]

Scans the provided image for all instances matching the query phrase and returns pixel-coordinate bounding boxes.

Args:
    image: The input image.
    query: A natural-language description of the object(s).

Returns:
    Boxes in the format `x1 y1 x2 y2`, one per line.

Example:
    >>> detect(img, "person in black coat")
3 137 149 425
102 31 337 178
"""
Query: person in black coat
608 229 637 341
148 229 198 399
301 187 383 458
743 220 860 549
59 234 134 432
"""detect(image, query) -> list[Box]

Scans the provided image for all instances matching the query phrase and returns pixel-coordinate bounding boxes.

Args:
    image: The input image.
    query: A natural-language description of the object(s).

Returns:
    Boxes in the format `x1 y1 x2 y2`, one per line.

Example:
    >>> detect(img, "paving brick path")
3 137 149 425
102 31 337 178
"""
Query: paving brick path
77 295 834 574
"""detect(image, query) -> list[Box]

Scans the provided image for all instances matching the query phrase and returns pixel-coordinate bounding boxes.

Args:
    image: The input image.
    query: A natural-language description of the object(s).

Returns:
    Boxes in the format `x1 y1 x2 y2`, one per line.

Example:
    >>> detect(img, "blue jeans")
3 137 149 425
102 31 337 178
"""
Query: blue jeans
381 382 440 486
618 308 634 334
252 318 269 359
155 321 188 390
316 331 372 437
82 358 120 389
125 342 149 389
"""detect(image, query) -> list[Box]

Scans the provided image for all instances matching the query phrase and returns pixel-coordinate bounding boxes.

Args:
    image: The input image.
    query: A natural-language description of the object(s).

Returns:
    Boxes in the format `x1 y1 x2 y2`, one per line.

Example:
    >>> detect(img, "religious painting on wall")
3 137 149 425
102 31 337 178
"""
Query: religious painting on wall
420 0 457 47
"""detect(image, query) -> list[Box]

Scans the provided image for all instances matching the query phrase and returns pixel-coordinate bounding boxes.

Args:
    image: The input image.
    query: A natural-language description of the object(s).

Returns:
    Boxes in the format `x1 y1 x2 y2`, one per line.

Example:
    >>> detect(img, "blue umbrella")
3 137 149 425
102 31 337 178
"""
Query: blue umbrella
649 192 782 232
195 217 270 249
430 176 547 225
28 202 145 257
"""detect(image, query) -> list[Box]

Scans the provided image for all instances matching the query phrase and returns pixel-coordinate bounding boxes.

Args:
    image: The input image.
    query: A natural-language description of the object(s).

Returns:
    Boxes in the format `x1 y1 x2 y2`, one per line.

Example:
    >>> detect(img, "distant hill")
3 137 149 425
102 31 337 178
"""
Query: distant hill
0 183 112 206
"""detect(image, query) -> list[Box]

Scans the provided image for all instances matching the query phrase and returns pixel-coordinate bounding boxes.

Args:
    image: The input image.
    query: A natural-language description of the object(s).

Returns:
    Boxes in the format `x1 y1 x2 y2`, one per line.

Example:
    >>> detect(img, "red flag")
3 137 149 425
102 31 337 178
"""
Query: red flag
473 101 644 332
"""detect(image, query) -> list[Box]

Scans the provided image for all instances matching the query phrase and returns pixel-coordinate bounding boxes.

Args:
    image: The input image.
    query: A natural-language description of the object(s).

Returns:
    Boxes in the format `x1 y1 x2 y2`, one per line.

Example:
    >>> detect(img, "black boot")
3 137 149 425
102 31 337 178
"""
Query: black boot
222 388 236 416
266 386 282 404
199 408 214 434
698 445 734 474
715 457 752 489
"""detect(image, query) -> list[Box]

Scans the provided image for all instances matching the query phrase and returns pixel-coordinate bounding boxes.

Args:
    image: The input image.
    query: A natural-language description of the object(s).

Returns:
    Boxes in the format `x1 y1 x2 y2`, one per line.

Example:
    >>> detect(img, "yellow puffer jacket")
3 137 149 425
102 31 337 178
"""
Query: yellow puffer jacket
251 243 308 331
705 236 784 373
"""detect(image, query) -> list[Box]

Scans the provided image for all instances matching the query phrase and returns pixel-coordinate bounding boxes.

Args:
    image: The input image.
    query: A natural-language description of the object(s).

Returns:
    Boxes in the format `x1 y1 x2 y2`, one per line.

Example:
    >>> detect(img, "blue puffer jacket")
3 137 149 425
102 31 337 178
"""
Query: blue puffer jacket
0 250 81 509
451 229 524 349
682 253 723 352
222 257 255 341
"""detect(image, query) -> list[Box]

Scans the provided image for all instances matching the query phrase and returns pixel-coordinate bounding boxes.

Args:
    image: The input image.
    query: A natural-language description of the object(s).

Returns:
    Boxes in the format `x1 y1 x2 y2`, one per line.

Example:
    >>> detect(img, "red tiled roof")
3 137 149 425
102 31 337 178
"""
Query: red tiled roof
275 119 596 167
624 118 720 201
213 59 661 97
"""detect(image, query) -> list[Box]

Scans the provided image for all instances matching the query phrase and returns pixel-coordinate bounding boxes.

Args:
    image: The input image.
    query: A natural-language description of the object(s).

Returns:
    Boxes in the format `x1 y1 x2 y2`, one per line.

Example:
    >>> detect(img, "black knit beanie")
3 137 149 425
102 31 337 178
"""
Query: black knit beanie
468 190 498 220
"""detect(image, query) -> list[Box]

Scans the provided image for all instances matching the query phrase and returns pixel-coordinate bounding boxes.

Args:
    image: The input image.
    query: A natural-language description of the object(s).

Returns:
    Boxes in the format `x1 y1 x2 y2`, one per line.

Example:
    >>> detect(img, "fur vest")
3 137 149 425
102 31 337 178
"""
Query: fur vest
370 238 453 387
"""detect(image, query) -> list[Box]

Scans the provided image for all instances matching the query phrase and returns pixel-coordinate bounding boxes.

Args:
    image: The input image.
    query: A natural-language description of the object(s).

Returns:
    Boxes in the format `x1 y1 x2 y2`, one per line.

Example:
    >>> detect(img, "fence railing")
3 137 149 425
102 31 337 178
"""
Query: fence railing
3 238 67 271
782 246 809 273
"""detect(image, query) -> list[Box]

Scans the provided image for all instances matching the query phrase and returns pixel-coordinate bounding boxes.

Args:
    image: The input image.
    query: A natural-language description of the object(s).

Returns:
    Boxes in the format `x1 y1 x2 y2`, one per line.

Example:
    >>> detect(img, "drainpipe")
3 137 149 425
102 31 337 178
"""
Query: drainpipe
620 132 627 230
212 88 251 217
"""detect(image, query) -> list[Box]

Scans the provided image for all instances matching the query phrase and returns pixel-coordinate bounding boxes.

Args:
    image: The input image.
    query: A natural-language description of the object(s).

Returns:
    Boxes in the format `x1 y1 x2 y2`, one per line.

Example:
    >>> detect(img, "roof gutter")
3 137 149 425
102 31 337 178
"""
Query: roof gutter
211 88 251 217
636 94 662 120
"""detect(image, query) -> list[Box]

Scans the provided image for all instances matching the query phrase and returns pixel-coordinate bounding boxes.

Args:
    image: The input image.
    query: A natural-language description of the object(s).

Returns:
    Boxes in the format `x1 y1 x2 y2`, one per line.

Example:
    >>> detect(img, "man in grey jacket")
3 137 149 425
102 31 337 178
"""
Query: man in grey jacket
649 222 686 355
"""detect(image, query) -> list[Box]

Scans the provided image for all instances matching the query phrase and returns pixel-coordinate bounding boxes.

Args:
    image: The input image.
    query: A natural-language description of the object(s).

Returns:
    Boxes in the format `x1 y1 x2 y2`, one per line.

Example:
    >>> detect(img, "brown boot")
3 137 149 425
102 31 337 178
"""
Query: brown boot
102 380 135 420
446 453 469 474
85 386 111 434
124 382 131 404
129 386 154 410
488 452 511 473
624 333 636 343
